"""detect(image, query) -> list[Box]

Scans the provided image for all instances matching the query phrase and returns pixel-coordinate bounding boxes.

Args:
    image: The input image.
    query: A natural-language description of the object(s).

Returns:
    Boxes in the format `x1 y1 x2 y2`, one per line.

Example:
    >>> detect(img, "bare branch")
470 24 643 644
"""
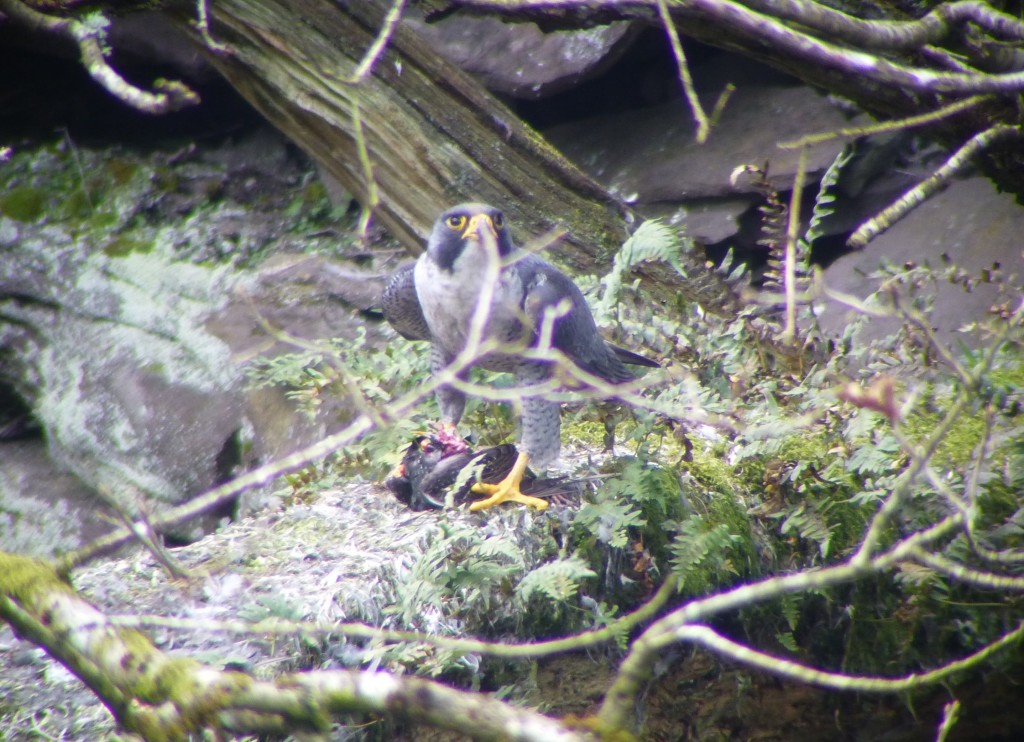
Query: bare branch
0 554 590 740
911 548 1024 590
781 146 807 343
849 125 1022 248
0 0 200 114
675 622 1024 691
346 0 408 83
597 513 965 729
460 0 1024 93
937 700 962 742
778 95 991 150
108 573 680 661
739 0 1024 50
657 0 711 143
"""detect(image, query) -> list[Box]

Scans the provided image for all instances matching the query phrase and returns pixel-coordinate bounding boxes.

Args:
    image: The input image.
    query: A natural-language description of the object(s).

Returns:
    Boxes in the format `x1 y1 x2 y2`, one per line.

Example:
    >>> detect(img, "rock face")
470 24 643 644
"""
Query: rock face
815 175 1024 343
404 11 637 99
540 50 1022 335
0 440 114 558
548 85 857 205
544 80 865 246
1 232 244 505
0 132 391 550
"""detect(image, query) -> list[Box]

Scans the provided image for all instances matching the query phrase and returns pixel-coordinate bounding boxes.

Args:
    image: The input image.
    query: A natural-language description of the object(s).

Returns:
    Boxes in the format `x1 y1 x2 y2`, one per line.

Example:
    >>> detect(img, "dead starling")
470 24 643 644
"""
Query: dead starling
385 431 581 511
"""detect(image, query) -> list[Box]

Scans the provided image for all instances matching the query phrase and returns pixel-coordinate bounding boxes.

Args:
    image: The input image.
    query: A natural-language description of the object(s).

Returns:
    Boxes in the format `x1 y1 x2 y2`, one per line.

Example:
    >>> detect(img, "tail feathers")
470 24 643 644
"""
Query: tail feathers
610 343 660 369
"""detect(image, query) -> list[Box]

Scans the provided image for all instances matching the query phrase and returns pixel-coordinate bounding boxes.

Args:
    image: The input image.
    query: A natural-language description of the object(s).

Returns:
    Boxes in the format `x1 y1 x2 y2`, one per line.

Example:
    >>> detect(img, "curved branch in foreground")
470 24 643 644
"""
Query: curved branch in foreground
0 553 589 741
466 0 1024 72
676 623 1024 692
662 0 1024 94
0 0 199 114
597 513 965 730
738 0 1024 51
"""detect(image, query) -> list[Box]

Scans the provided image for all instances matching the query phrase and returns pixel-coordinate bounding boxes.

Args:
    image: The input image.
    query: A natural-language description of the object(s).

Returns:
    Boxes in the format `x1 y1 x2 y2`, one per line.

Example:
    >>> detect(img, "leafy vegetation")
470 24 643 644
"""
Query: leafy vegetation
236 152 1024 708
5 126 1022 741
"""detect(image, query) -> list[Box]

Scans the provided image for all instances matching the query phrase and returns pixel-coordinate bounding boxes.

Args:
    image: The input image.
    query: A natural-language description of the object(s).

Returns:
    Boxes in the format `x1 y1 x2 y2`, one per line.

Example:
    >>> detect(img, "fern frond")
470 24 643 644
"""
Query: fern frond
474 535 528 568
804 144 855 247
516 555 596 604
715 246 749 284
596 219 691 322
575 500 646 549
669 517 740 594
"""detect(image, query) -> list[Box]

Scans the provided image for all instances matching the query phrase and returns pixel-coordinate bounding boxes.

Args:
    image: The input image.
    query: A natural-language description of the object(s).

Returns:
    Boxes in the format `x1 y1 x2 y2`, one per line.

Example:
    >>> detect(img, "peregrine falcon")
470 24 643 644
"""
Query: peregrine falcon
382 203 657 511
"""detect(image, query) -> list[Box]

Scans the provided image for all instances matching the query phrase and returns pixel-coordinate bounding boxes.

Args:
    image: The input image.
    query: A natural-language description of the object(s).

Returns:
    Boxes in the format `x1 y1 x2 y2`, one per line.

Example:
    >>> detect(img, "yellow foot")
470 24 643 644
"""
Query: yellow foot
469 451 549 511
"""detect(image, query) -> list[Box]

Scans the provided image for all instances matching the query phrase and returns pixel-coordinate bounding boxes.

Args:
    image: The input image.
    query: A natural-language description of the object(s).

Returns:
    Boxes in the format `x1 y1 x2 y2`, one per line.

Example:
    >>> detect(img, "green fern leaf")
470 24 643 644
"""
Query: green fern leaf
776 631 799 653
516 555 596 604
804 144 856 247
596 219 690 321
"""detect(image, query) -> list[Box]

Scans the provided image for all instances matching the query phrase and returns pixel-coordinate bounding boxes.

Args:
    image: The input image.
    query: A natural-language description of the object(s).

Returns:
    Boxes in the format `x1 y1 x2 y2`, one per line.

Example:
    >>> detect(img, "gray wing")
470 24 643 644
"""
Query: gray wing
518 255 640 384
381 263 432 341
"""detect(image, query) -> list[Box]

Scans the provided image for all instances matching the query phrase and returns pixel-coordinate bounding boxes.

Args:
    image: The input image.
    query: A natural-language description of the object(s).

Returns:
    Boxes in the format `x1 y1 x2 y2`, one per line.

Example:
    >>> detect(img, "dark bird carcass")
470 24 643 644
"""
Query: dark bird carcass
385 431 580 511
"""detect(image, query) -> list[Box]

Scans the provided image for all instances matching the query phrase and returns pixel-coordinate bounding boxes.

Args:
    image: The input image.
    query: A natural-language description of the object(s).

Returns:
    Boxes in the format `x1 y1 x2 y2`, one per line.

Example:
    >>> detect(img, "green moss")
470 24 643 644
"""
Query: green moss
88 208 120 231
302 179 327 204
563 419 609 448
61 189 95 220
106 157 140 185
104 234 155 257
0 186 47 222
775 433 832 464
684 440 742 496
116 632 192 701
0 553 64 599
903 403 985 471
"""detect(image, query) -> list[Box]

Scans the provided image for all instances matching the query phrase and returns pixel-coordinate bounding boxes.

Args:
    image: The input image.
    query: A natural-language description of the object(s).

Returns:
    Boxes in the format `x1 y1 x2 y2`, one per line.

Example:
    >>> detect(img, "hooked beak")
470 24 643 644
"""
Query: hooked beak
461 213 498 242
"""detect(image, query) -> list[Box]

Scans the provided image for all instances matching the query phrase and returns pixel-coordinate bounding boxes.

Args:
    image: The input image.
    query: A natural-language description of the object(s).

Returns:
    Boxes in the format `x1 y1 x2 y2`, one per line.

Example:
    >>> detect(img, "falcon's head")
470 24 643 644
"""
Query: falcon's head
426 202 515 272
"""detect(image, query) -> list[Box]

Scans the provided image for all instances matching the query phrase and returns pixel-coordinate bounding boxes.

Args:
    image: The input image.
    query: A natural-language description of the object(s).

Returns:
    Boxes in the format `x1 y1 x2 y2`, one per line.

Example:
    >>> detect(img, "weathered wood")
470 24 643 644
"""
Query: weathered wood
172 1 626 265
166 0 743 315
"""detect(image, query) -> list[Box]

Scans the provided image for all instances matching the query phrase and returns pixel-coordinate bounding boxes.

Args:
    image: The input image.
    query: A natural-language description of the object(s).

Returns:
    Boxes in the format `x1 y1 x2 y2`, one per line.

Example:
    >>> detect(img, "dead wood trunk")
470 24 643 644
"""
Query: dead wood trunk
165 0 744 316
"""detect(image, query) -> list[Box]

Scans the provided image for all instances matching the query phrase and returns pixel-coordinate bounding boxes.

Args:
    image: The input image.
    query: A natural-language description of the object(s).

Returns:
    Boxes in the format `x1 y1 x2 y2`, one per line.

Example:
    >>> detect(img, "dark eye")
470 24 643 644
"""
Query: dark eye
492 212 504 229
446 215 467 231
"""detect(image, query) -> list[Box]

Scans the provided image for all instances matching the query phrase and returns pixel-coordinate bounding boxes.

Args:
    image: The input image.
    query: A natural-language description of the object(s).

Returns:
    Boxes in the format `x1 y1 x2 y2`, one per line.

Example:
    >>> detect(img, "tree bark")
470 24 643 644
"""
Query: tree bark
0 551 590 740
165 0 744 316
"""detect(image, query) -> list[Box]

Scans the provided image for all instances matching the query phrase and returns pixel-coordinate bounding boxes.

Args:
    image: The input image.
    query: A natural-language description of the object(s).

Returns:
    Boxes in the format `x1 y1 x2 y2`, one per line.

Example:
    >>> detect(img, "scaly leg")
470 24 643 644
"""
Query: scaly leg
469 451 549 511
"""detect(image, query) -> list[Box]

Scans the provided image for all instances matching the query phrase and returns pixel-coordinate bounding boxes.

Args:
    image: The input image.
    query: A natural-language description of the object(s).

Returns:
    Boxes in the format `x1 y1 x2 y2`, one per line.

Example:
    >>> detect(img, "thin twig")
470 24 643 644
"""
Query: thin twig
107 574 681 661
351 98 380 241
781 147 807 343
597 513 965 729
657 0 711 142
911 548 1024 590
779 95 990 149
849 124 1022 248
346 0 408 83
0 0 199 113
936 700 961 742
194 0 229 53
675 622 1024 691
